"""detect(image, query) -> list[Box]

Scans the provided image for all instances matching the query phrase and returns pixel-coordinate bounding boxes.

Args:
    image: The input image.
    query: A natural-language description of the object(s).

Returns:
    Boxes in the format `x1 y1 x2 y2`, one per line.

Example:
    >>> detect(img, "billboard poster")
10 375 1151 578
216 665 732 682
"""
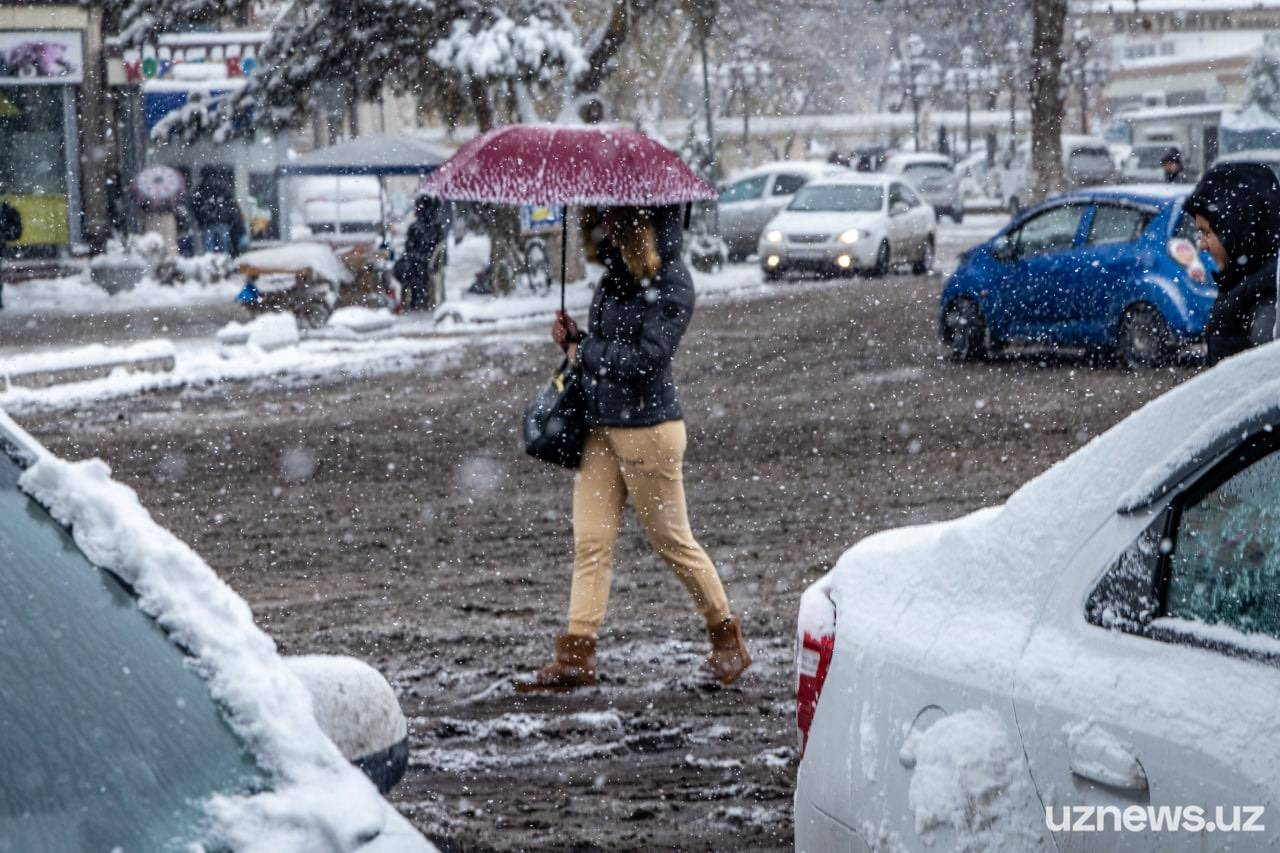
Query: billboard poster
0 31 84 86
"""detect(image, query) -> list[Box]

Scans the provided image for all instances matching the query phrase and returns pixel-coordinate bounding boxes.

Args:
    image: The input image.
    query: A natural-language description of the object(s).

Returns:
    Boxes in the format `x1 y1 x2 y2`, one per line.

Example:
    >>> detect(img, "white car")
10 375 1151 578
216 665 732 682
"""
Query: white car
992 135 1118 213
758 175 936 279
795 343 1280 851
0 412 435 852
717 161 847 260
882 153 964 223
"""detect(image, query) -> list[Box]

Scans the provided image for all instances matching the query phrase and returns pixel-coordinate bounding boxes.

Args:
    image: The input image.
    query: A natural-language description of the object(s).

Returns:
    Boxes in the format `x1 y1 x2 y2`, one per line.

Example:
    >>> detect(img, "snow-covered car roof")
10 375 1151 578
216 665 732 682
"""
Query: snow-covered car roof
730 160 846 181
806 341 1280 705
1070 183 1193 202
0 411 426 852
804 173 895 188
1215 148 1280 165
883 153 951 169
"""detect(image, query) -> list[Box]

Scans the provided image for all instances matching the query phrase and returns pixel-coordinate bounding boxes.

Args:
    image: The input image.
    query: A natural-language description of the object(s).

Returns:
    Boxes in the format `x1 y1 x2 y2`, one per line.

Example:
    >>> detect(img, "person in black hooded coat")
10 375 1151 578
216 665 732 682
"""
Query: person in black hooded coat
516 205 752 694
1184 161 1280 365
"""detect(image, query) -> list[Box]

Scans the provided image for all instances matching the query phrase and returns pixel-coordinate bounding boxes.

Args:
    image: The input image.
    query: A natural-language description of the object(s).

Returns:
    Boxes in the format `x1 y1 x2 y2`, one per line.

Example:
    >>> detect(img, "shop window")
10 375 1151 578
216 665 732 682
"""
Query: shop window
0 85 70 253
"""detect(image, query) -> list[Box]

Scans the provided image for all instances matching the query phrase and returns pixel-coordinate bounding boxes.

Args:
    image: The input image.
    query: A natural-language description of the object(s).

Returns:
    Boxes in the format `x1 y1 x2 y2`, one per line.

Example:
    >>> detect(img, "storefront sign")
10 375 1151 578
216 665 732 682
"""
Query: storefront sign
0 31 84 86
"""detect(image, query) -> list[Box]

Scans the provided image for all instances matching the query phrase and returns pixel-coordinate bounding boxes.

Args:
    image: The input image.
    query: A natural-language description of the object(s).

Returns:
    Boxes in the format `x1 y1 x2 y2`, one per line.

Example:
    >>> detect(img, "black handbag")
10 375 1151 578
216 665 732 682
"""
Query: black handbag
523 362 588 469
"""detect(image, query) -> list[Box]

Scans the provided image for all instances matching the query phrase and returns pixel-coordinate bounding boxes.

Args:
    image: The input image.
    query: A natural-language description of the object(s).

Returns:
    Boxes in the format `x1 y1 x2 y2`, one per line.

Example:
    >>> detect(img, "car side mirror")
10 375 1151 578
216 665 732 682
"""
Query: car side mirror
991 233 1017 261
890 201 910 217
286 655 409 793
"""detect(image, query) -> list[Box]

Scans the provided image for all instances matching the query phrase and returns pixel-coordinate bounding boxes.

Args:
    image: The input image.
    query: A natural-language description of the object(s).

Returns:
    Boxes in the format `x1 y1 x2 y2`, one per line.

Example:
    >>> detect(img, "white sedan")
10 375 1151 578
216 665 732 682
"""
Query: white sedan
758 175 935 280
0 412 435 852
795 344 1280 852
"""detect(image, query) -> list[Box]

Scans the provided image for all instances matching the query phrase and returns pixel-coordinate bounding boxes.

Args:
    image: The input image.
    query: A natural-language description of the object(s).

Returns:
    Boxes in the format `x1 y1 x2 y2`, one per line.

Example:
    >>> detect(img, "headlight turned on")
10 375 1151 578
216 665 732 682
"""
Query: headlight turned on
837 228 860 244
764 230 784 243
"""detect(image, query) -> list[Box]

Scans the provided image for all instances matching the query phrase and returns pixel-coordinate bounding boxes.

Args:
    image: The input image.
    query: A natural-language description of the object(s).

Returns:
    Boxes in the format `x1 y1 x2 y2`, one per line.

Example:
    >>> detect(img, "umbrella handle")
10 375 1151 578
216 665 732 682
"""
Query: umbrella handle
560 209 567 314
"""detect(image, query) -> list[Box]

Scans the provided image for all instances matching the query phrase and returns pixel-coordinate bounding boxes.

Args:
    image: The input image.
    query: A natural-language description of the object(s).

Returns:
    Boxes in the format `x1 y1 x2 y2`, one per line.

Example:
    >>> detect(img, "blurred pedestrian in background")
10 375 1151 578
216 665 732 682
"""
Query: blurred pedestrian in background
0 201 20 310
1162 148 1187 184
395 195 450 311
192 172 245 256
1185 161 1280 364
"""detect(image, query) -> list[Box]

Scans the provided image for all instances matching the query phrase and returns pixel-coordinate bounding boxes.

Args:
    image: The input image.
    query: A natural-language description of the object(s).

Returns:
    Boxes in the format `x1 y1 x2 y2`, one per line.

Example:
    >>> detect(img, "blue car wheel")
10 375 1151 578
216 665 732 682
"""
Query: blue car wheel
1115 303 1173 369
941 296 989 361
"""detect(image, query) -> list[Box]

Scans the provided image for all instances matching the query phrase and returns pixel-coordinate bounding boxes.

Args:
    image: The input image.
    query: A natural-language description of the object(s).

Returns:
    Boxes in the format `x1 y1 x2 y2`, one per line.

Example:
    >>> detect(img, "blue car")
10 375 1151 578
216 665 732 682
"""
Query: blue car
939 185 1215 367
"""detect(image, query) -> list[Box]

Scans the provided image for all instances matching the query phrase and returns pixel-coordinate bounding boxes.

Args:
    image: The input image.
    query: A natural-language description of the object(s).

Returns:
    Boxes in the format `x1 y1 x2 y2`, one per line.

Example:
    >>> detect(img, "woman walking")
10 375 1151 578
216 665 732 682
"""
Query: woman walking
518 205 751 693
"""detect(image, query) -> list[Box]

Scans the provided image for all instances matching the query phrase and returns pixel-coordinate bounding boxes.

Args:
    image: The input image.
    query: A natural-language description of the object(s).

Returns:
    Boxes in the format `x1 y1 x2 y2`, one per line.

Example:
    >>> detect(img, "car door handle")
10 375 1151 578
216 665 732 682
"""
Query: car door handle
1065 721 1149 792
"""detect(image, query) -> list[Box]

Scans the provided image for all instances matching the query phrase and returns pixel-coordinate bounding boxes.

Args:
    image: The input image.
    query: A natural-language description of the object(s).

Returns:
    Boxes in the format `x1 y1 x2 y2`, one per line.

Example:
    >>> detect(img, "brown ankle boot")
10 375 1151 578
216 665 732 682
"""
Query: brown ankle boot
515 634 598 693
702 617 752 685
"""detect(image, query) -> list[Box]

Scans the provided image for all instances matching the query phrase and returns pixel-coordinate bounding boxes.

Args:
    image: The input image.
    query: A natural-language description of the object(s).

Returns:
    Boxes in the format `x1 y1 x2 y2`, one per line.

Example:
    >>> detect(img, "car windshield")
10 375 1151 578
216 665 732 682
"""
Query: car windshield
789 184 882 212
1069 147 1113 172
0 450 261 851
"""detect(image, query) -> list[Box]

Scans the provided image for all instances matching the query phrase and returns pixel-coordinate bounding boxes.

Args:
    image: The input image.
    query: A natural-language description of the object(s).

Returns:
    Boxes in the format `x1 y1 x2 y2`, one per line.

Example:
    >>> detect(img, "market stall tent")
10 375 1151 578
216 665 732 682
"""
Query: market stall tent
276 134 455 242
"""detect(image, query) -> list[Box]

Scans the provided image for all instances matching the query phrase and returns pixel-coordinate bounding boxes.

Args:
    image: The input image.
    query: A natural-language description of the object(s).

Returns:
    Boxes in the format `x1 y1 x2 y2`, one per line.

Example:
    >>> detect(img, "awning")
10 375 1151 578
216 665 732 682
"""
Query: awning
276 134 454 177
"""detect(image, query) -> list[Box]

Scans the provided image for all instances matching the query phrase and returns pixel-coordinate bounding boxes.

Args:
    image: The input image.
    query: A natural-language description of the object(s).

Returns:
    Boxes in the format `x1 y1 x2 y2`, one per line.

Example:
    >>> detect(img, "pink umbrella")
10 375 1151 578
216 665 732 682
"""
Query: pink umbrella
130 165 186 213
420 124 716 207
421 124 715 309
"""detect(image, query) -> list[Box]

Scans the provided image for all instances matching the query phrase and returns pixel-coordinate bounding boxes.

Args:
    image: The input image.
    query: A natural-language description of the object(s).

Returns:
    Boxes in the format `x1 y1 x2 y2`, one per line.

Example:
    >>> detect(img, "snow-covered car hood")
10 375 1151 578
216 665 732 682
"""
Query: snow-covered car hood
807 341 1280 685
766 210 885 235
0 411 435 853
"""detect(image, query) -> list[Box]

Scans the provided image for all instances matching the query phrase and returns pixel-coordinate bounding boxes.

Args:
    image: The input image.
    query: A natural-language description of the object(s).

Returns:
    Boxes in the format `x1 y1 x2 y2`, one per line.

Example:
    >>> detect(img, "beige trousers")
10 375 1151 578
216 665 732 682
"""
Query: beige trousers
567 420 731 639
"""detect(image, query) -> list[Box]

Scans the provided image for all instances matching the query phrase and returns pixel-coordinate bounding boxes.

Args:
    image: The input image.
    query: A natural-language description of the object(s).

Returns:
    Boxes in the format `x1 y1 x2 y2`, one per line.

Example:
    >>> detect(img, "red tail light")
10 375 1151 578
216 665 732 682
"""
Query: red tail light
1167 237 1206 284
796 588 836 757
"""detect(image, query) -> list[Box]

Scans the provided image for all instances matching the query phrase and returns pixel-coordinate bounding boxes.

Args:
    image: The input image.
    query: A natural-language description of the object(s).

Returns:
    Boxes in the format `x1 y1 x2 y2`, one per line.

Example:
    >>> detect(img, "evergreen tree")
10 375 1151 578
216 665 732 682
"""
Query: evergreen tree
1246 33 1280 117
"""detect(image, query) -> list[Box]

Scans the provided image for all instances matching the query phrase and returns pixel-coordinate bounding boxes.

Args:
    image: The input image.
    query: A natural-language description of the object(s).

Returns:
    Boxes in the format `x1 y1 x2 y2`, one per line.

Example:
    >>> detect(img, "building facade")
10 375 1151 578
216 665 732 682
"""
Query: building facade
0 1 110 264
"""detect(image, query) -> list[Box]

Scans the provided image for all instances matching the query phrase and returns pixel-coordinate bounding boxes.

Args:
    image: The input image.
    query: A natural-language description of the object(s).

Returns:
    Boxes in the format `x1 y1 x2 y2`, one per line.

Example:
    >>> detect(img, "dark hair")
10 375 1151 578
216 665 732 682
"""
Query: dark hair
1161 148 1182 165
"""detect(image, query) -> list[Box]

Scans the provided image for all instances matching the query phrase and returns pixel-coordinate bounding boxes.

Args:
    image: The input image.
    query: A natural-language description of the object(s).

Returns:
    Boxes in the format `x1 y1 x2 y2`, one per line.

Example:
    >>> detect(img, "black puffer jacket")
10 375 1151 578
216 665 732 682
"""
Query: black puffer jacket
1185 162 1280 364
578 205 692 427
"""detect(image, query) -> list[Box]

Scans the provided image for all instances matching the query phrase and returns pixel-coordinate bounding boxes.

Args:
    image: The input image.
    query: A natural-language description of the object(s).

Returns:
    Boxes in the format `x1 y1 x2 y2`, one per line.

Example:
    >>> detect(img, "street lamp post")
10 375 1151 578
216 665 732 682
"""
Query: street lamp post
886 34 942 152
719 43 771 154
943 46 999 156
1070 24 1108 135
1005 40 1020 159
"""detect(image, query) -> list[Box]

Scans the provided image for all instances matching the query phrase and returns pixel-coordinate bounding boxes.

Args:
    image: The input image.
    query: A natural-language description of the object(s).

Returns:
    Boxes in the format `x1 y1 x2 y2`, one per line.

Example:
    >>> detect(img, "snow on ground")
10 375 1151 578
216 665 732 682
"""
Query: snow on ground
0 333 487 415
4 273 241 316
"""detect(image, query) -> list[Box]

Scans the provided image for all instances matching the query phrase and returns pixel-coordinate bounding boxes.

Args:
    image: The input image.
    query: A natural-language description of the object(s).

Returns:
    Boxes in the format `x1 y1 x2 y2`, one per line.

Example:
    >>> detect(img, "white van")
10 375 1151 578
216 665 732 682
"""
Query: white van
991 135 1118 213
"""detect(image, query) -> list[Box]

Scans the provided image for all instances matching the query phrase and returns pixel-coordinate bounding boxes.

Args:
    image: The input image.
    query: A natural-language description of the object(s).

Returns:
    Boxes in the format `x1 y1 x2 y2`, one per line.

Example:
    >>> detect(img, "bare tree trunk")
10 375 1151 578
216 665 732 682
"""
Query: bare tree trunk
575 0 630 122
1028 0 1068 202
466 81 520 295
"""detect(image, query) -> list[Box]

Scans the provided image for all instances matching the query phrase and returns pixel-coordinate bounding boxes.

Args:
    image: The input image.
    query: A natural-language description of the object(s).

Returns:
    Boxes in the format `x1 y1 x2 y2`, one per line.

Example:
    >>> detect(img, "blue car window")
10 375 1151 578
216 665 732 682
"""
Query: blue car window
1088 205 1149 246
1012 204 1086 258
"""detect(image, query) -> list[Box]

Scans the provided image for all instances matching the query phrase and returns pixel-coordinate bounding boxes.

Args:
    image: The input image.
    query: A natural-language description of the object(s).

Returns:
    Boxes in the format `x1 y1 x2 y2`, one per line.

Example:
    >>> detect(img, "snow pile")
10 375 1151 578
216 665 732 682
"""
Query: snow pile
217 314 300 352
328 306 396 334
0 334 464 414
12 426 391 851
2 339 174 384
237 243 353 285
903 710 1037 850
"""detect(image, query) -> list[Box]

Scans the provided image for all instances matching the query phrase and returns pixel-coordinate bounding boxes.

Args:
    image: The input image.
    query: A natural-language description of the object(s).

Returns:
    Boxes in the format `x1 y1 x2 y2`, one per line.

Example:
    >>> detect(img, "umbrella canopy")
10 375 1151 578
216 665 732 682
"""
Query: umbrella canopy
277 134 455 177
130 165 186 212
420 124 716 206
